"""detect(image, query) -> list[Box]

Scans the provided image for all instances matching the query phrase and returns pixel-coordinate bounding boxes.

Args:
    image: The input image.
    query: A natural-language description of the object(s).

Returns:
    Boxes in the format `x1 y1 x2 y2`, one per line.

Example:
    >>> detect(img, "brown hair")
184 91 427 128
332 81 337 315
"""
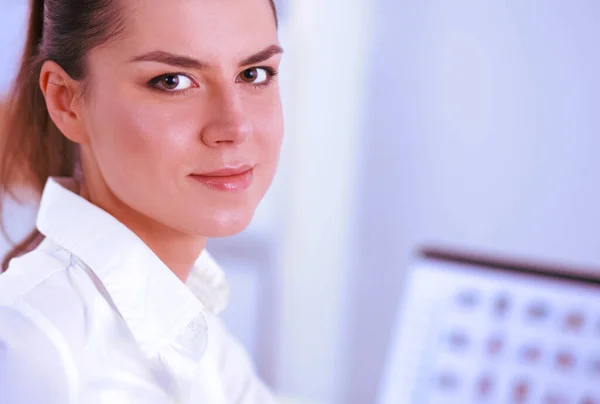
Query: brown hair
0 0 278 272
0 0 125 271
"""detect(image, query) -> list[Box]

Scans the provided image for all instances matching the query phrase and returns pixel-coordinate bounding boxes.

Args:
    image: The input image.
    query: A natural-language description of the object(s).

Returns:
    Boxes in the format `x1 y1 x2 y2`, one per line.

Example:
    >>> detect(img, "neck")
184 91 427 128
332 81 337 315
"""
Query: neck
79 179 206 282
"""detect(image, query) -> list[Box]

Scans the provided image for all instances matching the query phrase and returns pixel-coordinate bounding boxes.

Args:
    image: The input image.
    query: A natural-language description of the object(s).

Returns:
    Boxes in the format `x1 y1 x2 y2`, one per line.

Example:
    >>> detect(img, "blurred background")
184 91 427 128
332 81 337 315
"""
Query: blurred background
2 1 600 403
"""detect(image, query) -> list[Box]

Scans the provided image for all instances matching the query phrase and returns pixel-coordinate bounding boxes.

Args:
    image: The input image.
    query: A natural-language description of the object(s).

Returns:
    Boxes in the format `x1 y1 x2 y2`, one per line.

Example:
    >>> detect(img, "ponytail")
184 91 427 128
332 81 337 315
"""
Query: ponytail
0 0 77 271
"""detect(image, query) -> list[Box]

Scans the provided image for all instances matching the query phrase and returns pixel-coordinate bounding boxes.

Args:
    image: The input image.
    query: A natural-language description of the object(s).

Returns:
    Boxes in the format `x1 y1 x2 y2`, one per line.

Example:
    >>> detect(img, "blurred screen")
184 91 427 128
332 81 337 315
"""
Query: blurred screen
379 250 600 404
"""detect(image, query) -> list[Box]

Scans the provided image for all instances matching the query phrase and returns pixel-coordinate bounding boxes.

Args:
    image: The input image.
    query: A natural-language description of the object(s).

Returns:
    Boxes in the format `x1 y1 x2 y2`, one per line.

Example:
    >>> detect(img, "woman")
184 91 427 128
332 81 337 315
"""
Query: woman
0 0 283 403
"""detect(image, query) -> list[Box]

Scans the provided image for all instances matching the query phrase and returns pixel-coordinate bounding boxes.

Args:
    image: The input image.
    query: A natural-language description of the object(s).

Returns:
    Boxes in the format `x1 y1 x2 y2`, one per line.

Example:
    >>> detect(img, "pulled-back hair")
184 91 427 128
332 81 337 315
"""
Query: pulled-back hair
0 0 125 271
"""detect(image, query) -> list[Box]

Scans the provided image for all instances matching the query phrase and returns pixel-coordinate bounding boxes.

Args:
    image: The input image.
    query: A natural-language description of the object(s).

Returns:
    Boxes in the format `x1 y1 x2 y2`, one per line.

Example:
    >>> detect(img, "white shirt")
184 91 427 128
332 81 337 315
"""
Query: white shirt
0 178 275 404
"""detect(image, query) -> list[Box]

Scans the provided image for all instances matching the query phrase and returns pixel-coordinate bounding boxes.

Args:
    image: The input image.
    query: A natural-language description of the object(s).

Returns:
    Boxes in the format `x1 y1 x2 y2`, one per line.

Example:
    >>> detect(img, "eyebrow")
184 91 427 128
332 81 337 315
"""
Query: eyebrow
130 45 284 70
239 45 284 66
131 51 209 70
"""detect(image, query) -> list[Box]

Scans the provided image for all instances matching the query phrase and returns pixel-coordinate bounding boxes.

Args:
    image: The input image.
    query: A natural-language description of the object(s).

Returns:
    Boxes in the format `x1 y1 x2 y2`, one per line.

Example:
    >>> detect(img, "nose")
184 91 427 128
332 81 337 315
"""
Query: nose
200 88 253 148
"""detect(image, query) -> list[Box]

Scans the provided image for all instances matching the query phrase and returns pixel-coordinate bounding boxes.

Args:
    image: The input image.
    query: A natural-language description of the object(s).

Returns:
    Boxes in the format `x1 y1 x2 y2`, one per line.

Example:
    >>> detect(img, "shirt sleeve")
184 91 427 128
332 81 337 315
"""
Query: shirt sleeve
210 315 277 404
0 305 72 404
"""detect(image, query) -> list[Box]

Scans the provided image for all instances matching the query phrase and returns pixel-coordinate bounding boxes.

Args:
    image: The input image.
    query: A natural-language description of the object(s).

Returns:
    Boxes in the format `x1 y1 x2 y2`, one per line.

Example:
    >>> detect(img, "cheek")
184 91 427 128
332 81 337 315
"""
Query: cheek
88 90 200 179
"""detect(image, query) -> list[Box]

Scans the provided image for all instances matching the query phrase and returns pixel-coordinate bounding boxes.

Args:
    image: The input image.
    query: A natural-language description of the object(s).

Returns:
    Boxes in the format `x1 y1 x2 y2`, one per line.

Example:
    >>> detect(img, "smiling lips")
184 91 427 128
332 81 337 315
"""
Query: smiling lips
189 165 254 191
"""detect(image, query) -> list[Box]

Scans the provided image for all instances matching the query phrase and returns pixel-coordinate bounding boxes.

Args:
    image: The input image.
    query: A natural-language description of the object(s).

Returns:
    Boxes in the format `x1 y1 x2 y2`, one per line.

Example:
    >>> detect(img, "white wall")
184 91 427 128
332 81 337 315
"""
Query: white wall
274 0 373 402
346 1 600 402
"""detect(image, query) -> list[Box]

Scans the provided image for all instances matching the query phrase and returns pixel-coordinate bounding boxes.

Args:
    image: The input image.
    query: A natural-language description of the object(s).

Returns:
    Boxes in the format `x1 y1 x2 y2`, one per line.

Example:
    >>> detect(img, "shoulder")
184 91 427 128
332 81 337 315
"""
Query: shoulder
0 239 92 403
0 305 74 403
0 238 76 306
0 238 97 351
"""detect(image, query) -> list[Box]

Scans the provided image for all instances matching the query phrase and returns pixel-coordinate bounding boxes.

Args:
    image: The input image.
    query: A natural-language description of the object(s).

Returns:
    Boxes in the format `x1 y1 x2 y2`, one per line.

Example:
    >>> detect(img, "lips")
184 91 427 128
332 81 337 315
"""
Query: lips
189 165 254 191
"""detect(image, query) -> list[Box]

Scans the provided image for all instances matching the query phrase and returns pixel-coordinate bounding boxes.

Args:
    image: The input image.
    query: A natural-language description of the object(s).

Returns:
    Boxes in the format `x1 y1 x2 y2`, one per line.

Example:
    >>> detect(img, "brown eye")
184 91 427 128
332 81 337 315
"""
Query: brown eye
238 67 269 84
161 74 180 89
150 73 195 92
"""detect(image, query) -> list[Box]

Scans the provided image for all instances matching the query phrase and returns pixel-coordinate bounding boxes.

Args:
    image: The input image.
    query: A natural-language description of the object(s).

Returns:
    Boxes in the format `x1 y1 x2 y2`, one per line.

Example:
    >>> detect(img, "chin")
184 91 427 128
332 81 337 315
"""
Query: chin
195 210 255 238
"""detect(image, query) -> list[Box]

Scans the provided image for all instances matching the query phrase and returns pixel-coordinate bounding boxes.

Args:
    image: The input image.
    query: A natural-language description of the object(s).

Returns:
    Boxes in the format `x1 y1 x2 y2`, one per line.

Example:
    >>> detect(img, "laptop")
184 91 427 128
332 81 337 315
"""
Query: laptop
378 247 600 404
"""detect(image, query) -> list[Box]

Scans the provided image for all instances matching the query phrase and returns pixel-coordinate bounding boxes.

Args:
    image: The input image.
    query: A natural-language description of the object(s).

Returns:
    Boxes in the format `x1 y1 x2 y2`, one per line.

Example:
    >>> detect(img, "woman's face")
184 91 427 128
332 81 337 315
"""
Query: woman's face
79 0 283 237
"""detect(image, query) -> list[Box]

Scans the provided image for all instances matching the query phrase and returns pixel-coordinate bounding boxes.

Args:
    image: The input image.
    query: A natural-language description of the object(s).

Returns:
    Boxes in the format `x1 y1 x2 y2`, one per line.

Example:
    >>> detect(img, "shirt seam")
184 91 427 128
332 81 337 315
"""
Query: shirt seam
4 252 73 307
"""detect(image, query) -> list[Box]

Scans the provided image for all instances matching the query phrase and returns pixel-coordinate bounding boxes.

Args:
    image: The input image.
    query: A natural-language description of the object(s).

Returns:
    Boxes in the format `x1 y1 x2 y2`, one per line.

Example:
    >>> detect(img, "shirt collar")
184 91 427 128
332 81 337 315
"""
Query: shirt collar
36 177 229 357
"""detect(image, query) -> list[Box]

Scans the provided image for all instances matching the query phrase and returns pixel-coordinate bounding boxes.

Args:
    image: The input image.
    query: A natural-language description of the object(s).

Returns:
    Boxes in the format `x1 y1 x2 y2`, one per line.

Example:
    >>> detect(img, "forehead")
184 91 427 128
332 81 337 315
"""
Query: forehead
117 0 278 61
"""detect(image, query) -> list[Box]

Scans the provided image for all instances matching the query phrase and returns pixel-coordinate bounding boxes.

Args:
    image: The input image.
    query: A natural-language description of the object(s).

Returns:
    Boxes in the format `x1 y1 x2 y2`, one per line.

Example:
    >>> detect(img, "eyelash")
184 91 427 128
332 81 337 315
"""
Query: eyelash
147 66 279 95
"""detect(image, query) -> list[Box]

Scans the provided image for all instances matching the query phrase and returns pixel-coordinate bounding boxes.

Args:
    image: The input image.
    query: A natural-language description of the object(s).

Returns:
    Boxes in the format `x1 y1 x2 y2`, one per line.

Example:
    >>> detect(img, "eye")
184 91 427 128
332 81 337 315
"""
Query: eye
149 73 195 92
238 67 270 84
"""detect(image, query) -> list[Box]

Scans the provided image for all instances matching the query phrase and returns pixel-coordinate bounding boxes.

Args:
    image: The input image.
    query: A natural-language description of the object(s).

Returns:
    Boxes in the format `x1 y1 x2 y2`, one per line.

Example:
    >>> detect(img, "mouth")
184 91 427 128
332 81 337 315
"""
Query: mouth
189 165 254 191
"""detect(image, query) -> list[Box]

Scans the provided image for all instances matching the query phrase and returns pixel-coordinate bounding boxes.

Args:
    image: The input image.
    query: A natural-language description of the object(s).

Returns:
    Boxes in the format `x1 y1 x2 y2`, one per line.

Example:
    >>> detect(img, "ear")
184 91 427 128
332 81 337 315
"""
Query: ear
39 61 89 144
